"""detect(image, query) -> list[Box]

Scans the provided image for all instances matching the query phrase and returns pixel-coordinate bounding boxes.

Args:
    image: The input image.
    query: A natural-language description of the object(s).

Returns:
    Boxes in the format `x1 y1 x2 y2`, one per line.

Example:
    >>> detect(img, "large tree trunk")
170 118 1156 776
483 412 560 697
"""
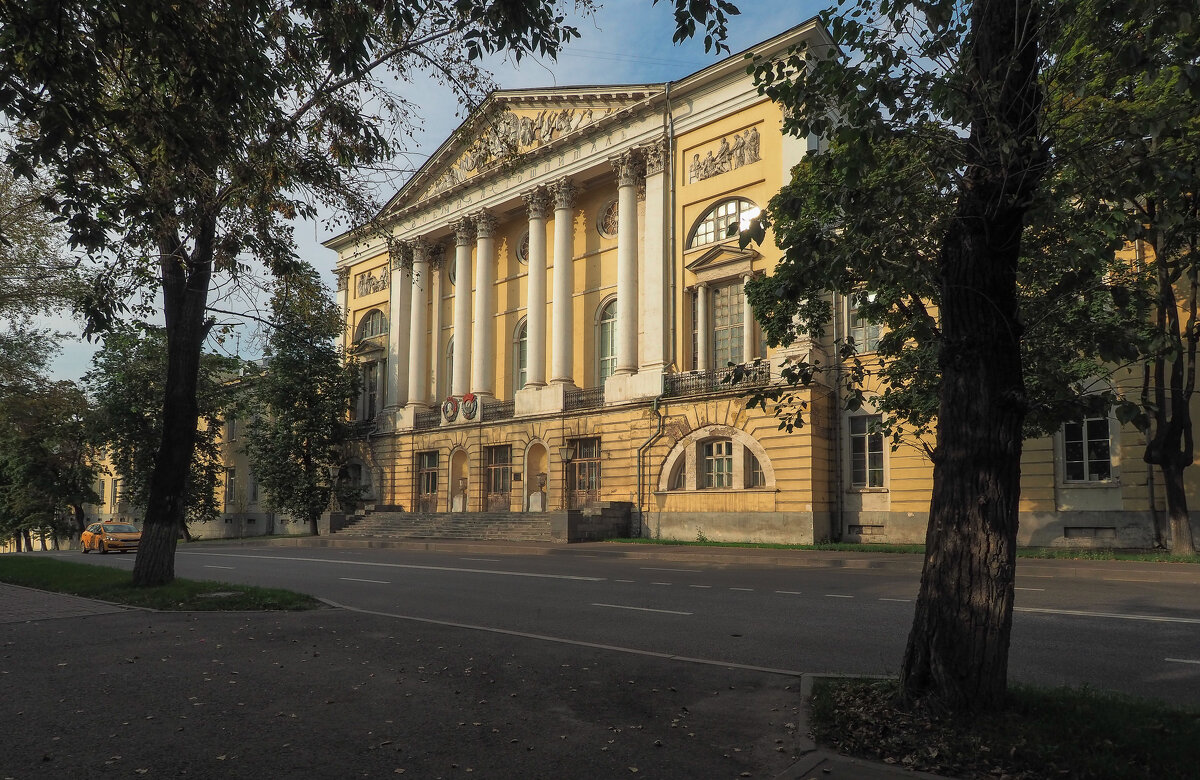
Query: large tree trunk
900 0 1043 713
132 217 215 587
1160 461 1196 555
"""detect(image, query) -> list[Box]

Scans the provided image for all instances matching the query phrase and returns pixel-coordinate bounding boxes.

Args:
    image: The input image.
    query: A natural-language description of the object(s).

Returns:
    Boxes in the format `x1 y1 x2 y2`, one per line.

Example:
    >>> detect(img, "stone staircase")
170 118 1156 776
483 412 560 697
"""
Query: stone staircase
334 510 557 542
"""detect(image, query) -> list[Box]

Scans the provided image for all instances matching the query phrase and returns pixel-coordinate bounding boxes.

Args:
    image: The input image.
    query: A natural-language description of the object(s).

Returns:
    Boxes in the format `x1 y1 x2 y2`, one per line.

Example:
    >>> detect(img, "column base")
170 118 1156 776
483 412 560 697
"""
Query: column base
515 383 569 415
605 368 665 403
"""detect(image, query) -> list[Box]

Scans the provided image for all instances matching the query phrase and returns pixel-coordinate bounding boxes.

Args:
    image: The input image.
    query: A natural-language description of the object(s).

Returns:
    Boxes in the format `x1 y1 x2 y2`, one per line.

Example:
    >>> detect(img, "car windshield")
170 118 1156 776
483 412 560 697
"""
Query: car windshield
102 524 139 533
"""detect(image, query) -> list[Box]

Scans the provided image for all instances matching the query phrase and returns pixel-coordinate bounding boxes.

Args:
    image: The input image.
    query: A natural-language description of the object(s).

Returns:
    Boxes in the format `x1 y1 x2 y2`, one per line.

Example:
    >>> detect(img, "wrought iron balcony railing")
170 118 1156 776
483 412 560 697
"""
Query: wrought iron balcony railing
484 400 515 422
413 409 442 430
564 386 605 411
662 363 770 399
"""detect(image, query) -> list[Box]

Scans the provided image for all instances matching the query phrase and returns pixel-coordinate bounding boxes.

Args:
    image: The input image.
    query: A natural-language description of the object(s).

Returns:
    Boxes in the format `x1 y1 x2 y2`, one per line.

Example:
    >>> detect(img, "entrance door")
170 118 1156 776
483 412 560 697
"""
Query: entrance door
415 451 438 513
485 445 512 511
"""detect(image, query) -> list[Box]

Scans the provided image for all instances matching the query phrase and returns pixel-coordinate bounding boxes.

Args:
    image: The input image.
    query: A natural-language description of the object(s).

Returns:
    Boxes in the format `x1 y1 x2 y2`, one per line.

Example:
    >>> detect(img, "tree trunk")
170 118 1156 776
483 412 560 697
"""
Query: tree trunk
1160 461 1196 555
132 218 215 587
900 0 1042 713
21 528 32 551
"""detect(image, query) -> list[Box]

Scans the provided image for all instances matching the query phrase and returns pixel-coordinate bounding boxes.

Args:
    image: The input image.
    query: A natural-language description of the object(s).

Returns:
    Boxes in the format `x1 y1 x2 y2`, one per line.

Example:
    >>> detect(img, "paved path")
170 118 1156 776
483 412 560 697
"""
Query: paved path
1 568 939 779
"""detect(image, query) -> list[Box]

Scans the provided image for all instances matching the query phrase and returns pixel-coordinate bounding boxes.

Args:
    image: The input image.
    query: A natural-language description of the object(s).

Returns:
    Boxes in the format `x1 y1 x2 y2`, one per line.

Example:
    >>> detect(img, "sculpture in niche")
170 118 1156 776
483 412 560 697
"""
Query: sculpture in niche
687 126 763 183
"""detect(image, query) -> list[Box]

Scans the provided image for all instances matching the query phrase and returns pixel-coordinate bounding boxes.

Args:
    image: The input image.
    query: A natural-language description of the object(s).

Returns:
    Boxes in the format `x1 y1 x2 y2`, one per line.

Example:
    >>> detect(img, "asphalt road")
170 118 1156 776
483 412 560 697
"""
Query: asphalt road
47 543 1200 708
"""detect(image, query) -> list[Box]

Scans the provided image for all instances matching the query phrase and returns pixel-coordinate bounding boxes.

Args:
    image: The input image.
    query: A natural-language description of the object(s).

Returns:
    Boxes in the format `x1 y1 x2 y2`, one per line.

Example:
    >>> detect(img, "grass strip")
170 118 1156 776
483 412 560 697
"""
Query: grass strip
0 555 322 611
809 678 1200 779
608 537 1200 563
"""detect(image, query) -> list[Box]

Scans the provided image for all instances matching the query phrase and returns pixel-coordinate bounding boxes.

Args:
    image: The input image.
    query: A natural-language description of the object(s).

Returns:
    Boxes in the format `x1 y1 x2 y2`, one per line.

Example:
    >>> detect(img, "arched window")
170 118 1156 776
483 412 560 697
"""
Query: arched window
514 319 528 391
687 198 759 249
597 298 617 383
355 309 387 341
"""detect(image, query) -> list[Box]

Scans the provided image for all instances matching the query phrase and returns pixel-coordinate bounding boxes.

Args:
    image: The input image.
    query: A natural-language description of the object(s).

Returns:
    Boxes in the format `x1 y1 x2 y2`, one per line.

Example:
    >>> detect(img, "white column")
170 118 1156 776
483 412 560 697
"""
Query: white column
386 255 412 409
334 268 351 346
428 244 445 402
523 188 549 388
742 273 755 363
452 217 474 396
405 239 431 409
696 282 710 372
639 136 669 372
549 178 576 386
471 209 497 398
612 149 642 376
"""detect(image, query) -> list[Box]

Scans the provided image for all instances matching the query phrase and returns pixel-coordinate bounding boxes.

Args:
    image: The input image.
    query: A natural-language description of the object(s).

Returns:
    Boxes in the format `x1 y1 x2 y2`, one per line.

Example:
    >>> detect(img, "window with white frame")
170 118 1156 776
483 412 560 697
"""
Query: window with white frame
688 198 759 248
355 309 387 341
847 293 881 353
597 299 617 383
224 468 237 506
1063 417 1112 482
849 415 885 488
702 439 734 488
514 319 528 391
691 281 746 369
746 451 765 488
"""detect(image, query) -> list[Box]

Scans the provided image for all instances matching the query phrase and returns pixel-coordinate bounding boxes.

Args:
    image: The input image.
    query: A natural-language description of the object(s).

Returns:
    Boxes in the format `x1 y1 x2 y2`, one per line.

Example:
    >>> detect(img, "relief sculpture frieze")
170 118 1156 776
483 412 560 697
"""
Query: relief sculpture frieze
687 126 761 184
354 268 390 297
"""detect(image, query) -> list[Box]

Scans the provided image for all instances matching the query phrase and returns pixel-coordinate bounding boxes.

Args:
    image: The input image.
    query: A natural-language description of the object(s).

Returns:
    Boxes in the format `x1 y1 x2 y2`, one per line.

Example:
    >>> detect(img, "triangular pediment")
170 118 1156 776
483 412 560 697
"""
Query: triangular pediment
381 86 662 216
685 243 761 274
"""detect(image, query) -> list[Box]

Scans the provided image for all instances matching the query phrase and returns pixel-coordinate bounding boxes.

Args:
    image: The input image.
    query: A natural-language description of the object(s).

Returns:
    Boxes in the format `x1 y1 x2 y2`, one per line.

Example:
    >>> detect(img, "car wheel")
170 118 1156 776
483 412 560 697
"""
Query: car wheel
99 541 108 554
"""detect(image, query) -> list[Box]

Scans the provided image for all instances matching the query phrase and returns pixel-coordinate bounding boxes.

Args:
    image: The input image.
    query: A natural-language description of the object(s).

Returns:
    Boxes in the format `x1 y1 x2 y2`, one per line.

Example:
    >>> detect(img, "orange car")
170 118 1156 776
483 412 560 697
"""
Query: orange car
80 522 141 554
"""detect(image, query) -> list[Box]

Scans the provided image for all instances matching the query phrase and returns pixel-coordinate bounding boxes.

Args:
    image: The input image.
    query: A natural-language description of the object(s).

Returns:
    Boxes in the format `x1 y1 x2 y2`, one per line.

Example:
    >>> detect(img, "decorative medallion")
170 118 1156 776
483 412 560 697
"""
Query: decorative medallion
461 392 479 420
441 396 459 422
597 198 619 238
517 230 530 265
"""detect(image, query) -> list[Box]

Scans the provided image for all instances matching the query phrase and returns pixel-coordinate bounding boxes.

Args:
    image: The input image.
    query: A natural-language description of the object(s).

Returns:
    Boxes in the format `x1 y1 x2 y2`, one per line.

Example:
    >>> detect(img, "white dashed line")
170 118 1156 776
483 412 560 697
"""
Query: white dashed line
641 567 701 573
592 603 693 616
340 577 390 584
879 598 911 602
203 565 234 569
1166 658 1200 665
825 594 854 599
1016 606 1200 624
460 557 500 562
1015 587 1045 591
615 579 636 583
730 587 754 592
651 581 673 586
689 585 712 589
775 590 803 595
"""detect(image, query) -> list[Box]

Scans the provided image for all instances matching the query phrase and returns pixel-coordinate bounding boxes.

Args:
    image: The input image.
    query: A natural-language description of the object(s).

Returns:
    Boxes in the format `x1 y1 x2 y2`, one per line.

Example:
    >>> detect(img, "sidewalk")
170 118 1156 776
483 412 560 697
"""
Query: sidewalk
0 580 946 779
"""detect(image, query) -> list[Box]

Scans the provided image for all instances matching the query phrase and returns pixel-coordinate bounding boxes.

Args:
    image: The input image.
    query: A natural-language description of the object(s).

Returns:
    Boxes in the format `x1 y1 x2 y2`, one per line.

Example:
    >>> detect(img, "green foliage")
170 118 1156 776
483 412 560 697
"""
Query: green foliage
0 556 322 610
0 160 81 319
0 353 100 545
85 325 239 525
244 265 358 529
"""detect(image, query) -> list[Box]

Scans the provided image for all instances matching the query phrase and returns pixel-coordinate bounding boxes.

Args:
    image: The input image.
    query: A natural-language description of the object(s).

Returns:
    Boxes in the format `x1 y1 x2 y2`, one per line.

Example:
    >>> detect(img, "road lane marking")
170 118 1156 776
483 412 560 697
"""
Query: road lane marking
460 557 500 562
879 598 911 602
340 577 390 584
1103 577 1160 583
1016 606 1200 624
730 587 754 592
180 552 605 582
591 603 692 616
825 594 854 599
1166 658 1200 665
689 585 712 589
616 579 635 583
651 582 672 586
775 590 802 595
325 601 800 677
1015 587 1045 591
641 567 701 573
203 565 234 569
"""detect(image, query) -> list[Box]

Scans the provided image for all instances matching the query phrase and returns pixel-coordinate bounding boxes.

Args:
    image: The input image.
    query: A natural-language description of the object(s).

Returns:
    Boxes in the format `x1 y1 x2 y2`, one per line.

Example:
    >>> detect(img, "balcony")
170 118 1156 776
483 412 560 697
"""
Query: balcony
564 386 605 411
484 399 515 422
347 420 376 439
662 363 770 399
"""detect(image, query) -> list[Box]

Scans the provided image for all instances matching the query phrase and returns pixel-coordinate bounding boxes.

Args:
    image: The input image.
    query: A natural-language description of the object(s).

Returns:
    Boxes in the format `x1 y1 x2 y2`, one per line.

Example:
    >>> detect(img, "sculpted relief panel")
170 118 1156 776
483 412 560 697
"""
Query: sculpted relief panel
428 107 609 197
687 126 761 184
355 268 390 297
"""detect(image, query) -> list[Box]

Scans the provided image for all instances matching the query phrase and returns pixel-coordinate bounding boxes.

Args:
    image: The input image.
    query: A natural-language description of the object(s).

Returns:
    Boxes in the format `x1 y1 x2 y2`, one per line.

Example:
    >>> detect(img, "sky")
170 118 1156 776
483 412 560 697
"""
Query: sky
44 0 823 381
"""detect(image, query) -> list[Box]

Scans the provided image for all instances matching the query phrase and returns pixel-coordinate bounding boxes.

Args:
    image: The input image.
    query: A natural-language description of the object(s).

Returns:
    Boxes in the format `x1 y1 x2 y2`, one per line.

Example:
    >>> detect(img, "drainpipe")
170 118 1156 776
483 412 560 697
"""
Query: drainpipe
636 393 667 538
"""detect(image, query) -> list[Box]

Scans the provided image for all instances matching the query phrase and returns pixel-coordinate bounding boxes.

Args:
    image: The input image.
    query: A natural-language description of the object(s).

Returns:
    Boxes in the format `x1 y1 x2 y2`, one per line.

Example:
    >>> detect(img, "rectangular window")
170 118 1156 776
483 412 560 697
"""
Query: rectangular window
703 439 734 488
847 294 881 352
1064 417 1111 482
248 472 258 504
224 468 237 506
111 479 119 507
485 445 512 510
363 362 379 420
690 290 699 371
850 415 884 488
746 452 765 488
567 437 602 507
712 283 745 367
226 415 237 439
98 479 106 508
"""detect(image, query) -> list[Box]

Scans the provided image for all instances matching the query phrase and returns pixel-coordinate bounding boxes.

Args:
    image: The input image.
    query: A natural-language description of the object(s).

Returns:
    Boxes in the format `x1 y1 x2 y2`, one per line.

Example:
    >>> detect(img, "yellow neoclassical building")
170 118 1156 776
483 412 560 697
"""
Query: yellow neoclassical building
323 20 1173 548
